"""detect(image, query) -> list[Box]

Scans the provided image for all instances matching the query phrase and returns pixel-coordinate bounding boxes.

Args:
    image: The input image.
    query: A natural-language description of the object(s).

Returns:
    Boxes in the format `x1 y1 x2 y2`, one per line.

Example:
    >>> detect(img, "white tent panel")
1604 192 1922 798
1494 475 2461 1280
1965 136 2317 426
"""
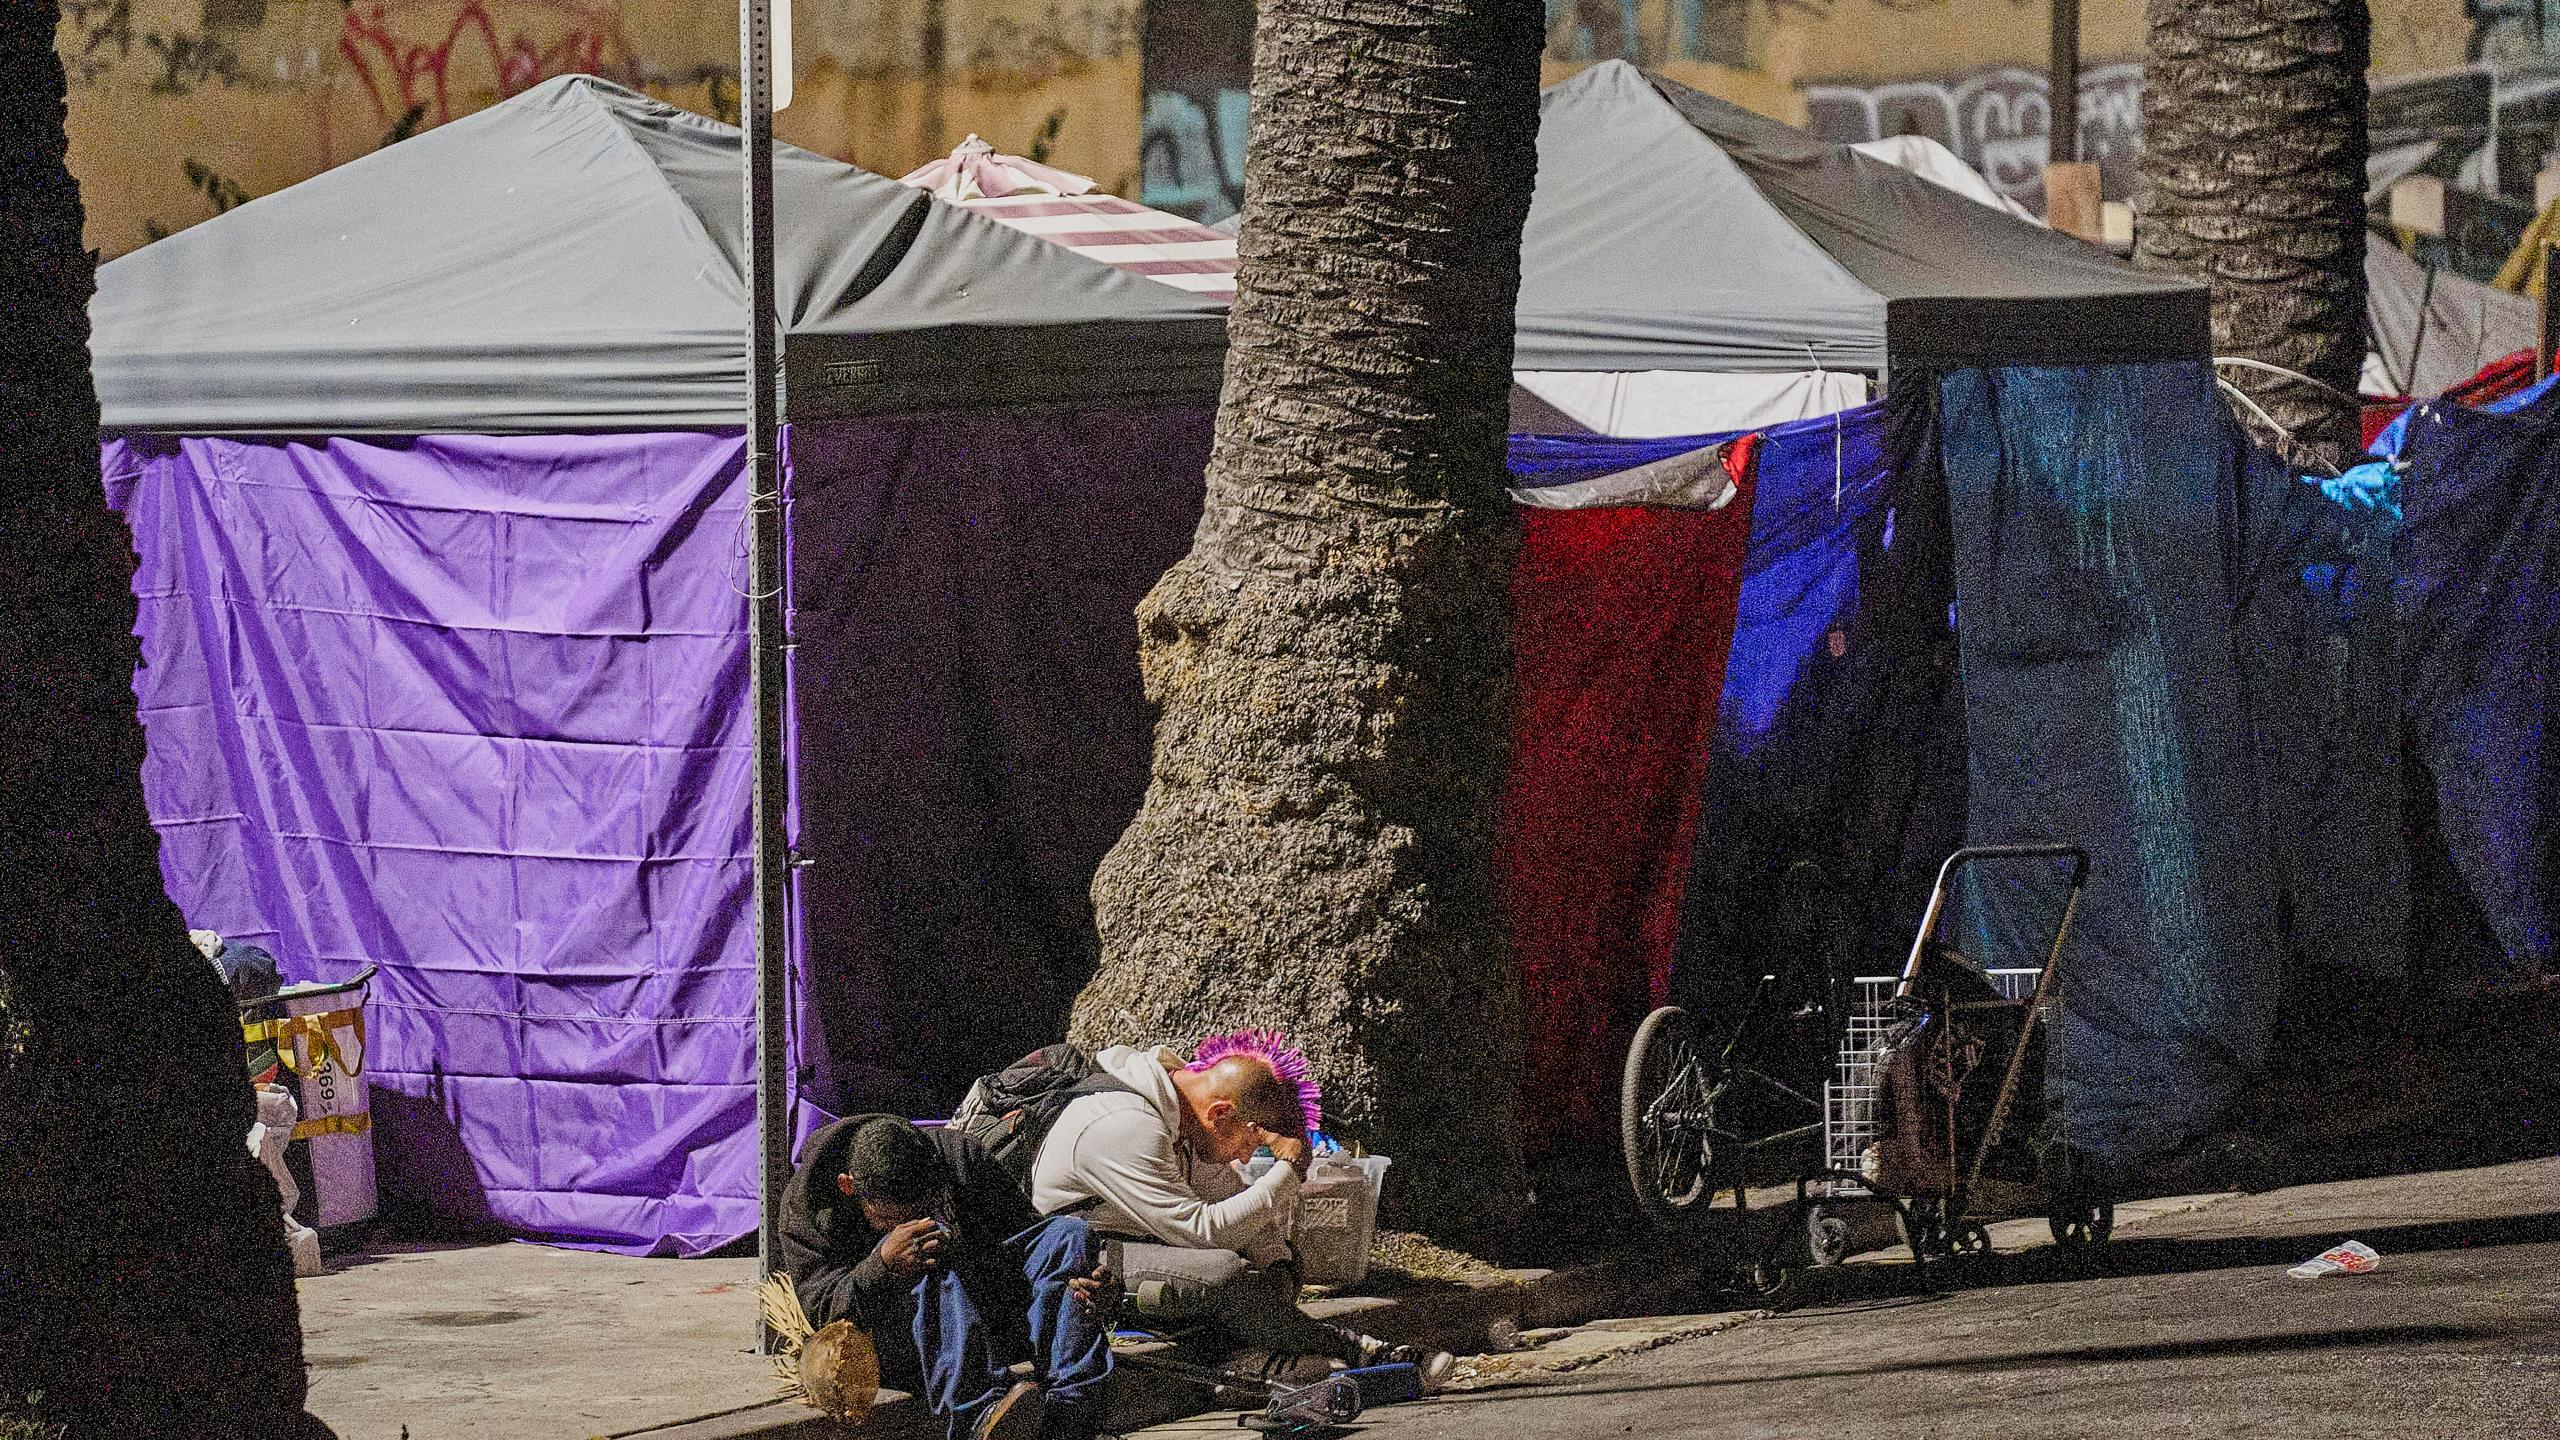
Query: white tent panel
2365 232 2539 397
1509 368 1870 437
1849 135 2040 223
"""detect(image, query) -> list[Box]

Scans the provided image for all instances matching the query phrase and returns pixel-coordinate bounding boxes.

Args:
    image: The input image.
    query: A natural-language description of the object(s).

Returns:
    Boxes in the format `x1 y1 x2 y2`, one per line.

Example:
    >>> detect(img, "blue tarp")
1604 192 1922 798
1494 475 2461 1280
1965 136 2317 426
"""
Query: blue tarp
1939 362 2281 1167
1507 431 1737 485
1510 406 1895 766
1715 406 1895 760
2393 386 2560 984
1692 399 1971 1009
1508 407 1967 1021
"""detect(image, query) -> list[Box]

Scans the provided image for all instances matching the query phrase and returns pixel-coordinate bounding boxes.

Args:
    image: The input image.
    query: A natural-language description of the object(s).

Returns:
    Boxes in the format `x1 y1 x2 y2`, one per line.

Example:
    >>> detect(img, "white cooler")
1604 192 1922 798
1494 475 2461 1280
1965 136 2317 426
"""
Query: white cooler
1245 1151 1394 1287
1293 1154 1390 1286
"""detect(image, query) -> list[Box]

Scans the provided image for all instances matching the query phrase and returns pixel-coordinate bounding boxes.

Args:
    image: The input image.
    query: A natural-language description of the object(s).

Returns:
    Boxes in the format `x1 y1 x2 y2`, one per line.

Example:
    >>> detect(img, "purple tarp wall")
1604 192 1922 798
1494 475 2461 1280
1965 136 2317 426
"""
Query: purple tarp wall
785 407 1216 1118
107 410 1216 1255
106 431 786 1255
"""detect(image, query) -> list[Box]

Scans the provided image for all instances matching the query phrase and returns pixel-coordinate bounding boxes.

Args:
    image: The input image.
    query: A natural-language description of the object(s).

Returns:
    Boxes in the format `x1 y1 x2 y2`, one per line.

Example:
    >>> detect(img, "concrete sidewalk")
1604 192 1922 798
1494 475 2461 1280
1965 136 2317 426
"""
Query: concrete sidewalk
295 1229 1710 1440
1170 1158 2560 1440
297 1174 2290 1439
296 1241 783 1440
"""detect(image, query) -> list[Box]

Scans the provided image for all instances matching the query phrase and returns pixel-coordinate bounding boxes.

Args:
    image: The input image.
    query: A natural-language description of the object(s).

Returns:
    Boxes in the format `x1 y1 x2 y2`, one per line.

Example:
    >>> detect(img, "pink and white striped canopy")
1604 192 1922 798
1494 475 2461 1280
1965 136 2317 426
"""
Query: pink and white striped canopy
900 136 1238 302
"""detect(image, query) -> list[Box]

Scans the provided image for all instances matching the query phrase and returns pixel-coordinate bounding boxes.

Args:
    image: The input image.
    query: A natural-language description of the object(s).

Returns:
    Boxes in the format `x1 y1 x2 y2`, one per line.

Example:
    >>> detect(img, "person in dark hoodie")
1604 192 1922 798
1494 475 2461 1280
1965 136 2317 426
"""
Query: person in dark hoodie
781 1114 1113 1440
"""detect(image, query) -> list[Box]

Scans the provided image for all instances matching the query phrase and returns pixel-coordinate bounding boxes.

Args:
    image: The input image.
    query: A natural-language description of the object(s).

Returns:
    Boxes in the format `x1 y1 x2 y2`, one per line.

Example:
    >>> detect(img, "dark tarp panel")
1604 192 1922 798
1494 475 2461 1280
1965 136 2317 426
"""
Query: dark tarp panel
782 408 1217 1117
2232 454 2411 979
92 76 1226 435
1939 362 2281 1169
1674 388 1969 1027
1516 62 2209 374
2394 393 2560 986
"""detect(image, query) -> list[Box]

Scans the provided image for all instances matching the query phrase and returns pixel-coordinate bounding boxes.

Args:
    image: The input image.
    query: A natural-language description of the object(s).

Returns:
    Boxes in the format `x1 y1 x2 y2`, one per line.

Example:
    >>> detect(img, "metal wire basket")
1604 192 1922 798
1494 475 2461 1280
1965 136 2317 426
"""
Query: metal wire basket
1824 968 2041 1181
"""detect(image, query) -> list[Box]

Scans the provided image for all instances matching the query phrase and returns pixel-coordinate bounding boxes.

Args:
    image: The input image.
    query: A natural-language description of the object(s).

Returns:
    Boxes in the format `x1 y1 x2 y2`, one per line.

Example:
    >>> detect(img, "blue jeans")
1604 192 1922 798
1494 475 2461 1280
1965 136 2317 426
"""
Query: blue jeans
873 1215 1110 1440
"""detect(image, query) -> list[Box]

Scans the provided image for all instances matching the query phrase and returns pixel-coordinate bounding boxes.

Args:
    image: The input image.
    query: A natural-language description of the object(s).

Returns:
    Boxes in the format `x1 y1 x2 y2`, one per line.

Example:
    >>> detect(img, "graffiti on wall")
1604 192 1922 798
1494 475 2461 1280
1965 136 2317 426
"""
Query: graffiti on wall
334 2 640 138
64 0 1145 255
1543 0 1776 68
1135 0 2094 222
1803 53 2560 283
60 0 661 106
1136 0 1803 221
1802 62 2144 203
1137 0 1252 220
2471 0 2560 64
1141 85 1248 222
61 0 704 242
2365 63 2557 279
63 0 1135 105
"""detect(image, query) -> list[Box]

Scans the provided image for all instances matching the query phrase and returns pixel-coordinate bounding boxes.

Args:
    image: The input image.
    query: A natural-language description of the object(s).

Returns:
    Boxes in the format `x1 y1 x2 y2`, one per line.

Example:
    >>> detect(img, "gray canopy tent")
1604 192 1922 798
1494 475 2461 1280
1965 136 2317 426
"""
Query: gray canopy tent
92 74 1225 434
90 76 1227 1254
1219 60 2206 434
1516 61 2207 377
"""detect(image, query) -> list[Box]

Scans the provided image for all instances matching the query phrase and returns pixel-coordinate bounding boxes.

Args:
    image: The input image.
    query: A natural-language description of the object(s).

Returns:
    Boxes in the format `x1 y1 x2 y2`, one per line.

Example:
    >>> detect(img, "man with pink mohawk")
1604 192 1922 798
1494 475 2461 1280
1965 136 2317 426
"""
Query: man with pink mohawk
1191 1028 1327 1137
1029 1029 1454 1391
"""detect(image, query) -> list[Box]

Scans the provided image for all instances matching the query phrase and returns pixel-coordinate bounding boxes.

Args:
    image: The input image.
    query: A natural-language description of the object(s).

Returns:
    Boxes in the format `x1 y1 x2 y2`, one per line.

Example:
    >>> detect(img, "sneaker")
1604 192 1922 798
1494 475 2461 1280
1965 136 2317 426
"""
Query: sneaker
1357 1336 1456 1393
970 1379 1047 1440
1230 1350 1336 1387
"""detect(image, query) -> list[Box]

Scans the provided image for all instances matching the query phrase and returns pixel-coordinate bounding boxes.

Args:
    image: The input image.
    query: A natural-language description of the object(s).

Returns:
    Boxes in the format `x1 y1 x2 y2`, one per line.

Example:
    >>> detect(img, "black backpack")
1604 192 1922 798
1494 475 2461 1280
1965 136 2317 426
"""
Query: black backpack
949 1043 1135 1203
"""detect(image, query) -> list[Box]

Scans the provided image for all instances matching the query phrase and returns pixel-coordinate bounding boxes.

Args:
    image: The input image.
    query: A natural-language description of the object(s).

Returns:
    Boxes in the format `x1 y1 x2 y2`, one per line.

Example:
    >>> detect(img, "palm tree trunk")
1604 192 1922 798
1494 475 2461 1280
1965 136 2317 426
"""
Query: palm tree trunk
1 9 328 1436
2136 0 2369 464
1070 0 1545 1240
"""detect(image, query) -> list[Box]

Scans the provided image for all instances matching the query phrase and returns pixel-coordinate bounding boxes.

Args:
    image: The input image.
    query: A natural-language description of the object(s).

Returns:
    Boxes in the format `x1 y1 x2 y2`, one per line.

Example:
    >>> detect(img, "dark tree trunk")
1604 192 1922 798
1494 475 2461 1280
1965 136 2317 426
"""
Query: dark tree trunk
1069 0 1545 1240
2136 0 2370 465
1 10 329 1437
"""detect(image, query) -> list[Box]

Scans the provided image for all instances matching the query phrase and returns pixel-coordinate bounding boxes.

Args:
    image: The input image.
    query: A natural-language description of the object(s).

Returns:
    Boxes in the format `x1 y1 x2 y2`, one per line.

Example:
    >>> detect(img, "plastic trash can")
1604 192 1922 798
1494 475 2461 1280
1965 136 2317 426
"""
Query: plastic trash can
243 966 380 1236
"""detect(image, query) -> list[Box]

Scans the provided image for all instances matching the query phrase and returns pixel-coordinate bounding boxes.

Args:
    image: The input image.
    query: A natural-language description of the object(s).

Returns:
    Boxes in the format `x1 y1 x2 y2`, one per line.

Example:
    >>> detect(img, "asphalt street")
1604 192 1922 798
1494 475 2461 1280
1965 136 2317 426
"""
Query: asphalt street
1136 1159 2560 1439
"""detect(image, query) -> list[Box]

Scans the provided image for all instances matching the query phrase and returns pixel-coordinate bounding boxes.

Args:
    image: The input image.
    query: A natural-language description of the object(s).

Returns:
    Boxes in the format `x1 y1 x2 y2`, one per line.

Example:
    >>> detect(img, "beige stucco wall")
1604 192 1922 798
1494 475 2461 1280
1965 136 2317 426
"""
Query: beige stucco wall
1592 0 2147 110
59 0 2490 258
60 0 1142 258
1547 0 2468 116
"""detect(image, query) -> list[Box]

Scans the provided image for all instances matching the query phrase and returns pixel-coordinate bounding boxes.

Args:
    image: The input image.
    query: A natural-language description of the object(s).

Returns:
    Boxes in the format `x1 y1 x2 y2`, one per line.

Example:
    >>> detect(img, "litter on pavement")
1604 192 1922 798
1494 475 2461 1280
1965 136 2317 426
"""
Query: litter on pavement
2287 1240 2383 1279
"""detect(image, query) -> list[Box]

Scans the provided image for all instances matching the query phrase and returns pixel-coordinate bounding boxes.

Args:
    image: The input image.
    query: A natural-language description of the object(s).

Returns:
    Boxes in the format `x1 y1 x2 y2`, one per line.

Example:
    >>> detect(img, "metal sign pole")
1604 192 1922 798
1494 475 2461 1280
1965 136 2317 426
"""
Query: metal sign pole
2541 243 2559 384
739 0 792 1351
2049 0 2080 167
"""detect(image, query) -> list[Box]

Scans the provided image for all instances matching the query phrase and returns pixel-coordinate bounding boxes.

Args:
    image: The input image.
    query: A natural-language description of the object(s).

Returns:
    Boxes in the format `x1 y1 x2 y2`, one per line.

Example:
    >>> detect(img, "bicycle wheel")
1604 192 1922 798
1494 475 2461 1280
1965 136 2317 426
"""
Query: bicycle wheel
2049 1198 2115 1250
1806 1201 1854 1267
1621 1005 1714 1224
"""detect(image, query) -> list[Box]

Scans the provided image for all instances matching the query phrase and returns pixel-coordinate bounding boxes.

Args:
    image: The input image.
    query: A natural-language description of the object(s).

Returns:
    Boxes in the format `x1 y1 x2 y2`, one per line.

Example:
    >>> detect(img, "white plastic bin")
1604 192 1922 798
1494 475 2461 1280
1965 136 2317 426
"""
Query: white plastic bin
1292 1154 1390 1287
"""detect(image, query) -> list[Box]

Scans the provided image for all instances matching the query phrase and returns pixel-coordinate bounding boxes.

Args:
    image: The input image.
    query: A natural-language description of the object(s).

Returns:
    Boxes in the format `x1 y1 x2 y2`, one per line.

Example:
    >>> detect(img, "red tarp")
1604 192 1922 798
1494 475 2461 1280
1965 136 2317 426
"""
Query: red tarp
2362 348 2539 450
1496 459 1755 1160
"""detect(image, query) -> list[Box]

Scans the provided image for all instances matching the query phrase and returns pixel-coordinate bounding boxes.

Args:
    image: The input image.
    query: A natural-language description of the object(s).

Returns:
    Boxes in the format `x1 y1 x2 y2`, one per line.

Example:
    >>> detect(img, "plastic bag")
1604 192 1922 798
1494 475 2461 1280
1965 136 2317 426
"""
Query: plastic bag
248 1083 324 1277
